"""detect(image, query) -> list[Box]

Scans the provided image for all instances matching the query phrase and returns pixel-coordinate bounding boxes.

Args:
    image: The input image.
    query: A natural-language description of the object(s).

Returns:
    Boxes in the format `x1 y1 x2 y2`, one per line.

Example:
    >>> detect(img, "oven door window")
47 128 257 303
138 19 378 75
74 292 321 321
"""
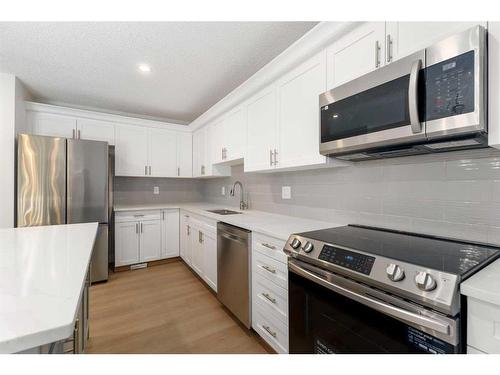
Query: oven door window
289 271 459 354
321 75 410 143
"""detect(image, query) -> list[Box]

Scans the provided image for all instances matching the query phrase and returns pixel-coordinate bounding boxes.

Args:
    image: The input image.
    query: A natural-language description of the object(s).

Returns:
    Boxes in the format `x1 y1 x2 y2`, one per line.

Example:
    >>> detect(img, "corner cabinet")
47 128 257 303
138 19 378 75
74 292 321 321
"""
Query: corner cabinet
115 124 150 177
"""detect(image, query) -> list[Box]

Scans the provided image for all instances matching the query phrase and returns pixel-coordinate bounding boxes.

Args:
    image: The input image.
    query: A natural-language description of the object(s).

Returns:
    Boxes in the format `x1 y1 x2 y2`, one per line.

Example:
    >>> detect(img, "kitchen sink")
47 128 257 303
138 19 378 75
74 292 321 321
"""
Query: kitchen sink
206 209 242 215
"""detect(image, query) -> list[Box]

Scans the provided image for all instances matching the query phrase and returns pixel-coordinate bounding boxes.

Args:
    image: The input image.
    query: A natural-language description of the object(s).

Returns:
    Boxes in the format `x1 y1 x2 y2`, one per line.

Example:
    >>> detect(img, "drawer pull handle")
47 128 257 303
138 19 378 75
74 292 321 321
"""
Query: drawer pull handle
261 243 276 250
263 325 277 338
262 293 276 304
262 265 276 274
134 214 144 217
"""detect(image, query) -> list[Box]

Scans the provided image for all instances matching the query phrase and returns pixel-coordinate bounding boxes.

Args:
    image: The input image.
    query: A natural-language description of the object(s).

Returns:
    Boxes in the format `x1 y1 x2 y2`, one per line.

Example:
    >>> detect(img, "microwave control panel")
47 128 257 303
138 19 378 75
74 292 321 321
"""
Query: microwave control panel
318 245 375 275
425 50 475 121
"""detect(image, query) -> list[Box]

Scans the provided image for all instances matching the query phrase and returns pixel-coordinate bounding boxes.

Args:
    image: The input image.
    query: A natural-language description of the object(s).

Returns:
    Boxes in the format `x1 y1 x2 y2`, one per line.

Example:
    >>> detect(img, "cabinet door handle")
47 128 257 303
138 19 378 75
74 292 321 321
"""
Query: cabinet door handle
262 265 276 274
269 150 273 166
375 40 381 68
187 225 190 235
136 223 138 234
133 214 144 217
262 325 277 338
145 166 148 175
262 292 276 304
261 243 276 250
149 166 151 175
78 129 81 139
162 211 165 220
177 167 180 176
140 222 143 233
72 129 76 139
386 34 393 63
273 149 278 165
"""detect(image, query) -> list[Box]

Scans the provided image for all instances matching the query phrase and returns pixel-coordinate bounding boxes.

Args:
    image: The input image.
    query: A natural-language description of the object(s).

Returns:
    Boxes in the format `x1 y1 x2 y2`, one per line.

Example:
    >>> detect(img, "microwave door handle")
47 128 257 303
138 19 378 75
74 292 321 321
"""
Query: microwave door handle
288 259 450 335
409 59 423 134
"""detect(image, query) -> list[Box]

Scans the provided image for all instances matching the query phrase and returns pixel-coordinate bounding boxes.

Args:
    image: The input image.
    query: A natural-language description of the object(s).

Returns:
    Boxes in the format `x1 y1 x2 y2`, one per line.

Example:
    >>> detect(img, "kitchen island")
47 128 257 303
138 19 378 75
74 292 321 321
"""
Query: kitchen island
0 223 98 354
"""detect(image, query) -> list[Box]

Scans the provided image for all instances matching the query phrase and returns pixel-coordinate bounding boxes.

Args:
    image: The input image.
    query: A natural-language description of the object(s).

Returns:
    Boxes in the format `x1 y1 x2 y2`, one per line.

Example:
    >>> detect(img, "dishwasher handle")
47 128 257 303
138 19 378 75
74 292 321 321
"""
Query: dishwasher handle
219 232 248 245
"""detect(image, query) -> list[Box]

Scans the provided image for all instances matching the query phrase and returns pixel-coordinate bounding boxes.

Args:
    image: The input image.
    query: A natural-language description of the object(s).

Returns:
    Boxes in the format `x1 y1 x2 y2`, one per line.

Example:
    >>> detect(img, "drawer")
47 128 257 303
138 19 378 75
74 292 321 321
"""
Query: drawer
252 302 288 354
181 211 217 233
116 210 161 222
467 297 500 354
253 233 287 263
253 273 288 324
253 250 288 290
467 345 487 354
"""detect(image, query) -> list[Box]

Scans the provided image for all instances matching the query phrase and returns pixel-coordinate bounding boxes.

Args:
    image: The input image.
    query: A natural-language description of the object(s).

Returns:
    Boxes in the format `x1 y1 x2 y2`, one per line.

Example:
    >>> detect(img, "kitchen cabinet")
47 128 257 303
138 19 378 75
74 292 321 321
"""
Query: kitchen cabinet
327 22 385 89
190 221 204 277
276 50 327 169
202 229 217 291
114 211 162 267
194 124 231 177
148 128 178 177
176 132 193 177
28 112 77 138
76 118 115 145
180 212 192 265
115 124 149 177
193 128 206 177
210 106 246 165
245 85 278 172
386 22 487 62
161 209 179 259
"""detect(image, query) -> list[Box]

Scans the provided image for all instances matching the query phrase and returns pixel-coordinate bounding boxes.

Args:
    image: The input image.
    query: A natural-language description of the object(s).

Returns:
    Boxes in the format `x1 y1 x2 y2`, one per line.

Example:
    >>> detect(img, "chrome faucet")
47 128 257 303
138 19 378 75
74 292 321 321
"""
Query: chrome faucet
230 181 248 211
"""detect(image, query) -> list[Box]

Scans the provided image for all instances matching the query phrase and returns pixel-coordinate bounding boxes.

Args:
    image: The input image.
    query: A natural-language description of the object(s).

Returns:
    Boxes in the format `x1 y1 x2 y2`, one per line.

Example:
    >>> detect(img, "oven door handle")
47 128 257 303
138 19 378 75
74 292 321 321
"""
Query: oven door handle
409 58 423 134
288 260 451 335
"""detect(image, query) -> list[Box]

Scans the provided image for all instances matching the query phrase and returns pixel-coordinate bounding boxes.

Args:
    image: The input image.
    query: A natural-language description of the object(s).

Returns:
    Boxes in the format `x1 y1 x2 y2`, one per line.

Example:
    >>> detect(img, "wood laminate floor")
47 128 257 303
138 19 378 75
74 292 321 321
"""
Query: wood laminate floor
86 260 270 354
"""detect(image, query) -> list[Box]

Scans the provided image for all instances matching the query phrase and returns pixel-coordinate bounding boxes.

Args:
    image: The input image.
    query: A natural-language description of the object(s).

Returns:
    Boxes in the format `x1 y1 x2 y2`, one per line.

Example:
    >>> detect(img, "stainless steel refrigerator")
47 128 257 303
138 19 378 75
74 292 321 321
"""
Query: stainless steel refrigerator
16 133 111 283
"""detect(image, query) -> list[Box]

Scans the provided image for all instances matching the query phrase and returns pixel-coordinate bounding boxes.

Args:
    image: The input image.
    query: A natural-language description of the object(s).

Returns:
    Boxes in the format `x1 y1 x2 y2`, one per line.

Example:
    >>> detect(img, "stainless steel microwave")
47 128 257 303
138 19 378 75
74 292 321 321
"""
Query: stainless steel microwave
319 26 487 161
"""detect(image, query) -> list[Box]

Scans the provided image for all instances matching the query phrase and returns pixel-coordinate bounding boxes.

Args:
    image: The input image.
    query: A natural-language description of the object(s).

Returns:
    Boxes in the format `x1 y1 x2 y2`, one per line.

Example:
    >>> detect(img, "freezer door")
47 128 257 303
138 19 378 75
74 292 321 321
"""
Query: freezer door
17 134 66 227
67 139 108 224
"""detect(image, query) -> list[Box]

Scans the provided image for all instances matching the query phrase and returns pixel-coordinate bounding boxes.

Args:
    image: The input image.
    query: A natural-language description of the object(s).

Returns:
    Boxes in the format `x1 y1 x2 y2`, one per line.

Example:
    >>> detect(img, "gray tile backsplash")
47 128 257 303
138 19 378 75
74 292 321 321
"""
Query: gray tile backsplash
202 148 500 245
114 177 204 205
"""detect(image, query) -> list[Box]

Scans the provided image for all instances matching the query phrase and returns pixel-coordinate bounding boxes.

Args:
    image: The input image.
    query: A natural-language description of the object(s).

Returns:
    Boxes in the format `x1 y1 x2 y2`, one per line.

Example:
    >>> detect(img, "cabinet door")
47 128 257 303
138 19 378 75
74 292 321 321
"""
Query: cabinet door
209 118 225 164
162 209 179 258
192 128 205 177
190 226 204 277
177 132 192 177
76 118 115 145
115 221 139 266
202 230 217 292
327 22 386 89
387 22 486 62
149 128 177 177
245 85 278 172
139 220 162 262
180 214 192 265
223 106 246 161
29 112 76 138
277 51 327 169
115 124 149 177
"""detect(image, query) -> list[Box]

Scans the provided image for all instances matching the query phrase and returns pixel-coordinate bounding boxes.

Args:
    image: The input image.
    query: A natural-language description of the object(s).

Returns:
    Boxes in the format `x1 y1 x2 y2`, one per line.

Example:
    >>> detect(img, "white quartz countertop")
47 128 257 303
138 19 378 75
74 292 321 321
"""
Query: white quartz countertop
114 203 344 240
461 258 500 306
0 223 98 353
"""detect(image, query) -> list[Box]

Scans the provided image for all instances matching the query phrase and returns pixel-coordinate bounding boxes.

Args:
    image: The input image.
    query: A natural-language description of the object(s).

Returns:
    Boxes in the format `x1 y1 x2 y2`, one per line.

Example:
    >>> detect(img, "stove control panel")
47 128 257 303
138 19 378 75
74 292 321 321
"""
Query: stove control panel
318 245 375 275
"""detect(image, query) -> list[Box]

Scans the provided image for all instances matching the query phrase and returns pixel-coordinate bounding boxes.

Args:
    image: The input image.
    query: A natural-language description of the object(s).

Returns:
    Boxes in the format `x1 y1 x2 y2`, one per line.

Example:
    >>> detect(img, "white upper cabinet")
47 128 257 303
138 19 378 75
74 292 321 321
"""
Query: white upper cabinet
209 118 225 165
148 128 177 177
176 132 193 177
245 85 278 172
193 128 205 177
327 22 386 89
386 22 487 62
115 124 149 177
76 118 115 145
223 106 246 162
28 112 77 138
276 51 327 169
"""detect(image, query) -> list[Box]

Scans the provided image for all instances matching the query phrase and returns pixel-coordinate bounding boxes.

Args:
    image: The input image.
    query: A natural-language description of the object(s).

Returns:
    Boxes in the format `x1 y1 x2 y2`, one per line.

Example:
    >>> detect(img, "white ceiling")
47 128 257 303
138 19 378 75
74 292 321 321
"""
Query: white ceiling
0 22 318 124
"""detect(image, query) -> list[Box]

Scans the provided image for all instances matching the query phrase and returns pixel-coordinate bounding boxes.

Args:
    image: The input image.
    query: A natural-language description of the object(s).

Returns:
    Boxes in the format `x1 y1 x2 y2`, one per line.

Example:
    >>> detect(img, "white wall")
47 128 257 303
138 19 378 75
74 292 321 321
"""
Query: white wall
0 73 30 228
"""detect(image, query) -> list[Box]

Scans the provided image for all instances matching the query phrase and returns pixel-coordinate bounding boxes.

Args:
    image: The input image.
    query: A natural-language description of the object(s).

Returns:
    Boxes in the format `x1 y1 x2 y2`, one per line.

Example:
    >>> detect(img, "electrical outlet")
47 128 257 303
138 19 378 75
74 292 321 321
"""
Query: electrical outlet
282 186 292 200
153 186 159 195
221 186 226 196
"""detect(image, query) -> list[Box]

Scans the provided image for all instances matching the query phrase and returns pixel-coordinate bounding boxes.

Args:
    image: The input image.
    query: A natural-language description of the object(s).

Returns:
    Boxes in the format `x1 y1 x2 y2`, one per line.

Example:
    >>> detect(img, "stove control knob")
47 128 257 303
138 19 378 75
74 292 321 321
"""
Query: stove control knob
290 238 301 249
386 263 405 282
415 272 437 291
303 241 314 253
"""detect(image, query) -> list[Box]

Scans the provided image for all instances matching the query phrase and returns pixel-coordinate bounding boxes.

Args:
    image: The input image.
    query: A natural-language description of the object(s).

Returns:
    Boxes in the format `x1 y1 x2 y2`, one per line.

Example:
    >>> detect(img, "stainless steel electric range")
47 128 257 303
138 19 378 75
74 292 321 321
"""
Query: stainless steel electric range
284 224 500 354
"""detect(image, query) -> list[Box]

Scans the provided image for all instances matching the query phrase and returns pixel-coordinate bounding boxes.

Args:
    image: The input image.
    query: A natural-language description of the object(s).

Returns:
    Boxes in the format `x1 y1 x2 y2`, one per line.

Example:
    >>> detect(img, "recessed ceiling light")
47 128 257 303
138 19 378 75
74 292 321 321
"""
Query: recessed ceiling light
138 64 151 73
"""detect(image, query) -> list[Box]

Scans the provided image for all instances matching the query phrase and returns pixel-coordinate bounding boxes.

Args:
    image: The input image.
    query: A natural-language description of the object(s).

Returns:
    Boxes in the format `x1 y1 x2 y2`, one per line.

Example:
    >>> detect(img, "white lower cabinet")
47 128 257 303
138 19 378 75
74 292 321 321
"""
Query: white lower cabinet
179 211 218 292
115 209 180 267
251 232 288 353
466 297 500 354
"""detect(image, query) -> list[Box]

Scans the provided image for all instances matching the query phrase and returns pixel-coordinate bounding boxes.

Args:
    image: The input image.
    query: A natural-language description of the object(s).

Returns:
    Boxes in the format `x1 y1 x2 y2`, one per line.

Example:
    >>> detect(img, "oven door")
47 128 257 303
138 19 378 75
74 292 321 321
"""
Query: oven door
288 259 461 354
319 50 426 156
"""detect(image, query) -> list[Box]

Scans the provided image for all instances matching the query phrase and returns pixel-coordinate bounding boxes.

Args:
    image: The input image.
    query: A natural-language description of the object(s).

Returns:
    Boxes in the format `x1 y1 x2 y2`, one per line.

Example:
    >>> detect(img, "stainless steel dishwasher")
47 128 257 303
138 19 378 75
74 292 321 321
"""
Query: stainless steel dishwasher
217 222 252 328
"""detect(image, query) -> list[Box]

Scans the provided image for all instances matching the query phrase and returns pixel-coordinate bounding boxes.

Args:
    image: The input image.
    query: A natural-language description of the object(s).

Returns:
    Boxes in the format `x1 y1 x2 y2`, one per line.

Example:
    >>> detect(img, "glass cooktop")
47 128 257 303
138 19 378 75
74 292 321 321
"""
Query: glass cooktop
296 225 500 279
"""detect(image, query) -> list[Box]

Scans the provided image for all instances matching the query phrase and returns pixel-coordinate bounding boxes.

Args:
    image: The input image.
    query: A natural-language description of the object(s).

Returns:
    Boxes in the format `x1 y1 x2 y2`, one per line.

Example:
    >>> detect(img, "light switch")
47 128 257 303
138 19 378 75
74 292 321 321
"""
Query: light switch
282 186 292 200
221 186 226 196
153 186 159 195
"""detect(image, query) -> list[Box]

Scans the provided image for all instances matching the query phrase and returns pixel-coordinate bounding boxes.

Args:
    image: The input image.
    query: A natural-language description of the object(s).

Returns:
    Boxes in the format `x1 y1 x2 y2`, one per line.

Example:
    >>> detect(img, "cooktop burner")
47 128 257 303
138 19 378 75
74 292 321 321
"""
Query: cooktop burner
297 225 500 279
